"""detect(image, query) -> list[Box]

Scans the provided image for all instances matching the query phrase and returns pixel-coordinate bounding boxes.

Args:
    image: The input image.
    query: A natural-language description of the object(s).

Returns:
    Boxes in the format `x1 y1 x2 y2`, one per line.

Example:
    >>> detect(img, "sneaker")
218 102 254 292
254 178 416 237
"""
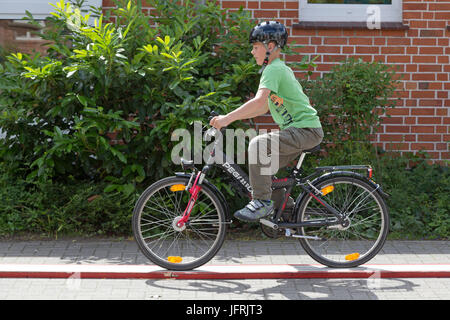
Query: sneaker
234 199 274 222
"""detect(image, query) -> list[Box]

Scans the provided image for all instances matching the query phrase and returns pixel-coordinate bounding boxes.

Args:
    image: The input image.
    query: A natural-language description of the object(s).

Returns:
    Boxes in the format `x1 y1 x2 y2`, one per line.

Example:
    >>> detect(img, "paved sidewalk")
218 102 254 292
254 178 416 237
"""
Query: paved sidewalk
0 239 448 266
0 239 449 300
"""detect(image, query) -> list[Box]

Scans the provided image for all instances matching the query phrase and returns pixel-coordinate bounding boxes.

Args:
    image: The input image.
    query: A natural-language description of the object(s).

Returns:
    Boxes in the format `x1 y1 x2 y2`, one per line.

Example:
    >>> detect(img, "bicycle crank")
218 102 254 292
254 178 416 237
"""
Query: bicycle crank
259 219 278 230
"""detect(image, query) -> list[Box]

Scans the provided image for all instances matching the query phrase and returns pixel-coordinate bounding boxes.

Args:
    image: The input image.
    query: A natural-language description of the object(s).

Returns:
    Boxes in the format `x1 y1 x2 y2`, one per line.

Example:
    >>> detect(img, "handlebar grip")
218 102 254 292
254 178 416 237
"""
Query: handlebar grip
208 111 219 122
208 111 226 134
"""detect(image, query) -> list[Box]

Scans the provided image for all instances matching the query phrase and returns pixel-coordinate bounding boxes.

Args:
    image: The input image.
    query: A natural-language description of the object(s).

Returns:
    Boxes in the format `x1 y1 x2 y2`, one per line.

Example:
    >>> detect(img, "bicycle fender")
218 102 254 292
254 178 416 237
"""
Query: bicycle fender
174 172 232 222
311 171 389 199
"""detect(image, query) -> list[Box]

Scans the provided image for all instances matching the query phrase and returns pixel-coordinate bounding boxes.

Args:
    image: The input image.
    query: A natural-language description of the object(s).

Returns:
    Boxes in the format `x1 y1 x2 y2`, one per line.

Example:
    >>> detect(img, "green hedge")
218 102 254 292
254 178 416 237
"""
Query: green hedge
0 152 448 239
0 172 134 237
380 153 449 239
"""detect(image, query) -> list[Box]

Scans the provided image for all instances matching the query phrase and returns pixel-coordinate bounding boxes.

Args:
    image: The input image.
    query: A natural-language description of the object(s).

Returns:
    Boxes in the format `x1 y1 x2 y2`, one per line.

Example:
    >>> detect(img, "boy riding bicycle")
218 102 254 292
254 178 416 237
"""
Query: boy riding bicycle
210 21 323 222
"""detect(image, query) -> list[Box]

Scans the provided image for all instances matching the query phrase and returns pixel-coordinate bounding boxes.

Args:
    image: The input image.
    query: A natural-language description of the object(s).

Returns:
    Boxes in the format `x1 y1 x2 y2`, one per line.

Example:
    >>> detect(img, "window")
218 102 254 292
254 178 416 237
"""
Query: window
299 0 402 24
0 0 102 19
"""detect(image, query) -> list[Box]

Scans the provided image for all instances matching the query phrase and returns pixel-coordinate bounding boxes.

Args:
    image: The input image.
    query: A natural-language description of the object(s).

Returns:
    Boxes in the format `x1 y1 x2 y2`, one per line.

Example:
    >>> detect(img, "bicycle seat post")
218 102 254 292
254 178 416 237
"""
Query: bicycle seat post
296 152 307 171
295 145 321 172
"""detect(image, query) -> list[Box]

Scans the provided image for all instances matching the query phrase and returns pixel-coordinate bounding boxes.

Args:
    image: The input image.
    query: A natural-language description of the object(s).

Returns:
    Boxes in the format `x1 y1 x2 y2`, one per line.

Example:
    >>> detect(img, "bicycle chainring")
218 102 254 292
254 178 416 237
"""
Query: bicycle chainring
260 209 295 239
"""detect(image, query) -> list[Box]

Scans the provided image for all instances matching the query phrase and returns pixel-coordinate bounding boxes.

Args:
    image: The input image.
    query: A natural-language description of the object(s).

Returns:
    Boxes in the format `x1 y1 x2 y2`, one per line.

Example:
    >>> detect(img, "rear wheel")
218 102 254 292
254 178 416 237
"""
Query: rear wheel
296 175 389 268
132 176 227 270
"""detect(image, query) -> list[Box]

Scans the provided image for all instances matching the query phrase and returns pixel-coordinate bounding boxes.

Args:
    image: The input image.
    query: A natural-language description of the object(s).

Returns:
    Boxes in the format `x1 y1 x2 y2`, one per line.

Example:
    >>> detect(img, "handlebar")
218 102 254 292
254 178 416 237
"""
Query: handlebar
205 111 225 139
207 110 219 123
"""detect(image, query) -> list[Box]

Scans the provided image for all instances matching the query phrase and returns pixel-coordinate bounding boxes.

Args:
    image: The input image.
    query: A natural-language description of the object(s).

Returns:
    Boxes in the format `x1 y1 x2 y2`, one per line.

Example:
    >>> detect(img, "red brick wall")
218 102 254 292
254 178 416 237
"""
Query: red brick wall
0 20 48 55
216 0 449 163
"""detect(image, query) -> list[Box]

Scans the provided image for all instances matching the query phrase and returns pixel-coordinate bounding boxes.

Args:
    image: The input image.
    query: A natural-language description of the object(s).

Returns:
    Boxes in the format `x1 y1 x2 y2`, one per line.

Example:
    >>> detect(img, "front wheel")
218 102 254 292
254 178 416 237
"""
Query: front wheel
296 175 389 268
132 176 227 270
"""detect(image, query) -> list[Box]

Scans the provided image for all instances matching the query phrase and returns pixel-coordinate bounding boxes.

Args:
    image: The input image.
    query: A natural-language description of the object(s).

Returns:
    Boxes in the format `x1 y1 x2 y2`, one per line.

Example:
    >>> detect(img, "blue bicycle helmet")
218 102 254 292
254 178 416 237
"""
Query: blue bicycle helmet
249 21 288 73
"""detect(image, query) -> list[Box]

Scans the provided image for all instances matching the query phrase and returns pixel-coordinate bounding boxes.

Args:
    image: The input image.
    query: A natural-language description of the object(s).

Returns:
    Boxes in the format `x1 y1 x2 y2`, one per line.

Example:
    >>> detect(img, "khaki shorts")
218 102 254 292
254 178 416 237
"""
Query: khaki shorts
248 127 324 201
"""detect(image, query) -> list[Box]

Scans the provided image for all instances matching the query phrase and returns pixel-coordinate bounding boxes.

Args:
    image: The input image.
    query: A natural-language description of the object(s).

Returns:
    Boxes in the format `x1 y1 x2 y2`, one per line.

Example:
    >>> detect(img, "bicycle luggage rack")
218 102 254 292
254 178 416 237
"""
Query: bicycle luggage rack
315 165 373 178
312 165 389 199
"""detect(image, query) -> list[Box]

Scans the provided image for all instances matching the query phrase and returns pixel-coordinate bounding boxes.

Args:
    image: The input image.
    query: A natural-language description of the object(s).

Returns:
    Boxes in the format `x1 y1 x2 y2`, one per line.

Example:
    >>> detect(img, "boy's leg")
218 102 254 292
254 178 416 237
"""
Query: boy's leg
232 130 284 222
250 127 324 200
248 130 295 201
270 127 324 211
235 127 323 222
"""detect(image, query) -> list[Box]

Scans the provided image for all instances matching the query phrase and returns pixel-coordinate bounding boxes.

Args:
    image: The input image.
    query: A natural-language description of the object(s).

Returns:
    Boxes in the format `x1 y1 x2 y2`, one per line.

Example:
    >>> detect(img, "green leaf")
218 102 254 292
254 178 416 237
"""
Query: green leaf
76 95 88 107
169 80 180 90
180 59 196 69
104 184 118 193
156 36 165 46
160 52 174 59
122 183 135 197
115 53 127 60
162 66 175 72
111 148 127 163
66 69 77 78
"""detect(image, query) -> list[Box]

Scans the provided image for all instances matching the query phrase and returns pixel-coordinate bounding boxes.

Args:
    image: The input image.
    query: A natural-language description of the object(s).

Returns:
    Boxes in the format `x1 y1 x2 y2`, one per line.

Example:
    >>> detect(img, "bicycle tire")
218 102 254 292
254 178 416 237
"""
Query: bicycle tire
132 176 227 271
296 174 389 268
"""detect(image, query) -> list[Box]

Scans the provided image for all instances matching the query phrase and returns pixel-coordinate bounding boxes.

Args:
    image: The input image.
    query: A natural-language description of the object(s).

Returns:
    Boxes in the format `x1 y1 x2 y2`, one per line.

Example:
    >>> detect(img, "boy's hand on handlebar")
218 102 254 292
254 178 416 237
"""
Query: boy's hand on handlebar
209 115 231 131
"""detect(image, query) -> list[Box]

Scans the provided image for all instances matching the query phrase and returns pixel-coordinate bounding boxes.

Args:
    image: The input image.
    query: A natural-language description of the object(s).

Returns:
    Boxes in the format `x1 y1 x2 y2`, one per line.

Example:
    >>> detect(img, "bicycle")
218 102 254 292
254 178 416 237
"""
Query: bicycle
132 112 390 271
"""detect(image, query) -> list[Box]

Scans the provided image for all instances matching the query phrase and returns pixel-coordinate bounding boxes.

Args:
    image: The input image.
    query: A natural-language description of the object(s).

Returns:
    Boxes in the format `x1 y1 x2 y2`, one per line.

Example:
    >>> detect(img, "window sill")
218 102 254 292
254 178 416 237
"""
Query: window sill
8 21 43 30
293 21 409 30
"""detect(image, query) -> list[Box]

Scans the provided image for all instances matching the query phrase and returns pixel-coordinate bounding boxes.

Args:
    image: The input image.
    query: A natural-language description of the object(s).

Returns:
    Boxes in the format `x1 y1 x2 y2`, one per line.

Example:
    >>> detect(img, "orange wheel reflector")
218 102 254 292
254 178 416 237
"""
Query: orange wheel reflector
345 253 360 261
321 185 334 196
167 256 182 263
170 184 186 192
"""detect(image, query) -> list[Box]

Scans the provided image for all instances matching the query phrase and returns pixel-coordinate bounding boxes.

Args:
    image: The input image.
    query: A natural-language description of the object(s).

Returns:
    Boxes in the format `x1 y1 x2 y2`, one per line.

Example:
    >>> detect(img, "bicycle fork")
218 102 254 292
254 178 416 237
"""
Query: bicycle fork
176 171 203 228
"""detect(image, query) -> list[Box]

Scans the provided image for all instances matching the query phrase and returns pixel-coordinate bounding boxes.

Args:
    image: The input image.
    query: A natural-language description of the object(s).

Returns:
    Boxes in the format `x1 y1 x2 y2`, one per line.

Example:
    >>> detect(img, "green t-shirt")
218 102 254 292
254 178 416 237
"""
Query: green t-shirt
258 58 321 130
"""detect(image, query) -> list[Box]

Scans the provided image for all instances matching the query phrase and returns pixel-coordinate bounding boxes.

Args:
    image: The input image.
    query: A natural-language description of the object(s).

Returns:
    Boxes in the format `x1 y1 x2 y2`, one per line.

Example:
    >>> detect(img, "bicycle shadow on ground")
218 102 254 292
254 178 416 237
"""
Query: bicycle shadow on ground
208 239 317 265
144 277 420 300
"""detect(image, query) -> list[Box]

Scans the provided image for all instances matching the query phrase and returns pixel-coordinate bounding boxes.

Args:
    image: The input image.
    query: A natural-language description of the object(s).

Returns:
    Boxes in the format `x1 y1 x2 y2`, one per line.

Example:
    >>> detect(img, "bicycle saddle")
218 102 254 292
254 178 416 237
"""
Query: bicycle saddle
181 158 195 170
303 144 321 154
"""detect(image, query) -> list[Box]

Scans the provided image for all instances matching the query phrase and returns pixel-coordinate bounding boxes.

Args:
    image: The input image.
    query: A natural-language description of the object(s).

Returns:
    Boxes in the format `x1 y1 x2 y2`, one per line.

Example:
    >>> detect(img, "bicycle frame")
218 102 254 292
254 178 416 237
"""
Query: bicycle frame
177 127 381 231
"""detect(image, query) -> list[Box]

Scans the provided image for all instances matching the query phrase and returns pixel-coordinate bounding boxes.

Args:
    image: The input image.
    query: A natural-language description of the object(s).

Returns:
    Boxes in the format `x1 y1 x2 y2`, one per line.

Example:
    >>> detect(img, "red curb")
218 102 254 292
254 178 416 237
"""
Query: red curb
0 264 449 280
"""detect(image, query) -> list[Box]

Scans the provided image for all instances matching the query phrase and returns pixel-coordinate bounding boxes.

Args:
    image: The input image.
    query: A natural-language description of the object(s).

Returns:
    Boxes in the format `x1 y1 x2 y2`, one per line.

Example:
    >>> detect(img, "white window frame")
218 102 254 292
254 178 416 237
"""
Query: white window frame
0 0 102 20
299 0 402 23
